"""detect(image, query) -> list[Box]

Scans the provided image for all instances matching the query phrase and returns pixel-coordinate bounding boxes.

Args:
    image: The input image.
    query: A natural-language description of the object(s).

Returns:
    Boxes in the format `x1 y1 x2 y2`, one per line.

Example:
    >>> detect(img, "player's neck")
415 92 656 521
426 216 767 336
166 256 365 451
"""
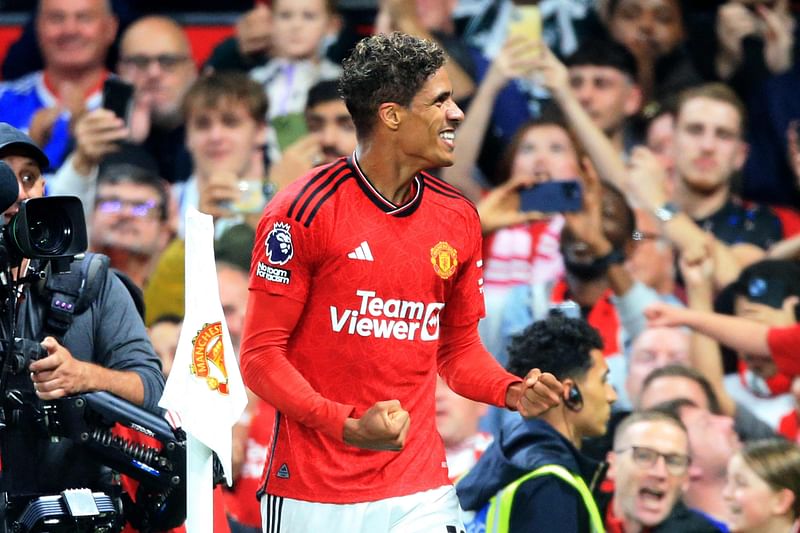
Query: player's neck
355 142 418 205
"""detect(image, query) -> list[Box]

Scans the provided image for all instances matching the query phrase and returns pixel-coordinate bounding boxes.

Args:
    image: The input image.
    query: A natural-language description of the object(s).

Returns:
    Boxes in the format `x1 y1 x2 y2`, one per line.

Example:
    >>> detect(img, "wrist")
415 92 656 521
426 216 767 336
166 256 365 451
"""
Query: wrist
80 360 96 393
342 416 361 444
505 381 523 410
72 151 98 177
551 85 575 106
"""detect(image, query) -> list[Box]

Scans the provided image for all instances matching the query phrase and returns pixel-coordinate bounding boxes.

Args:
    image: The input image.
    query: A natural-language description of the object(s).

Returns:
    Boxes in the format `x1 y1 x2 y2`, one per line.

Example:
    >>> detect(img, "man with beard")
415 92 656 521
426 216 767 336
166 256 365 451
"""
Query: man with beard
501 169 662 403
89 164 172 289
627 83 787 290
266 80 357 190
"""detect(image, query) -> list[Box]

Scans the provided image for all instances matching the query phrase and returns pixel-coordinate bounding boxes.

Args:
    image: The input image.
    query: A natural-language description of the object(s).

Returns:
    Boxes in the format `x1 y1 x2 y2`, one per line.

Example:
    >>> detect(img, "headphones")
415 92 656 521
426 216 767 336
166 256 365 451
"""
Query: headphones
564 384 583 412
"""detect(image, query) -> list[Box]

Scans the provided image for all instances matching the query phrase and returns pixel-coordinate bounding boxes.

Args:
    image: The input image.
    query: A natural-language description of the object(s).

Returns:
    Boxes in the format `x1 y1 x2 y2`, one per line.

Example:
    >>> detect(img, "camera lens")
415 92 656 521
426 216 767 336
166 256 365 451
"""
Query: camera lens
29 217 71 255
2 196 87 264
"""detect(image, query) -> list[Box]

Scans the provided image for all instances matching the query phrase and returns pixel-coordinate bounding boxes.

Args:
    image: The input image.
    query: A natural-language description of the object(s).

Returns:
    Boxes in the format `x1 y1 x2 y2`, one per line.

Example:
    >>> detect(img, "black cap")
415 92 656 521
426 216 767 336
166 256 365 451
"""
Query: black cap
0 122 49 171
716 259 800 315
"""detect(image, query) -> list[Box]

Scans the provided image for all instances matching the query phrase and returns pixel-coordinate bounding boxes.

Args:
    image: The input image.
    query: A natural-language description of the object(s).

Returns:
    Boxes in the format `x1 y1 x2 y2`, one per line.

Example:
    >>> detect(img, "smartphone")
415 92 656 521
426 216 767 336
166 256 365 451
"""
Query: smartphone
231 179 268 214
507 5 541 42
102 78 134 125
549 301 581 320
519 180 582 213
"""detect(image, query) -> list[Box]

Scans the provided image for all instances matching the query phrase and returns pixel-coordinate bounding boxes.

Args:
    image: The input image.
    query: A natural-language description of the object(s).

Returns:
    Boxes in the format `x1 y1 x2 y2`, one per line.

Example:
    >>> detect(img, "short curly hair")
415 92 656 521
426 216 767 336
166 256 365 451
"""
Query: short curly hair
339 32 445 139
506 316 603 381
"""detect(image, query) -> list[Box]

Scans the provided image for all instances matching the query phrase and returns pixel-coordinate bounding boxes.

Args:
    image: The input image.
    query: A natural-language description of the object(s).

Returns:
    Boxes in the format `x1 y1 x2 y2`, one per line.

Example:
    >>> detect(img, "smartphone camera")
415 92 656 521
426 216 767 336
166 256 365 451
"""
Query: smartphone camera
548 301 582 320
231 180 274 214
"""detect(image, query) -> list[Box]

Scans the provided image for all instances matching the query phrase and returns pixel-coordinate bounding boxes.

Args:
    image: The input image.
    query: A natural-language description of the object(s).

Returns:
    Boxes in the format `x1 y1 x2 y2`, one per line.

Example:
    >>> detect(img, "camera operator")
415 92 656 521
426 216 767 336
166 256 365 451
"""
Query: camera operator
0 124 165 511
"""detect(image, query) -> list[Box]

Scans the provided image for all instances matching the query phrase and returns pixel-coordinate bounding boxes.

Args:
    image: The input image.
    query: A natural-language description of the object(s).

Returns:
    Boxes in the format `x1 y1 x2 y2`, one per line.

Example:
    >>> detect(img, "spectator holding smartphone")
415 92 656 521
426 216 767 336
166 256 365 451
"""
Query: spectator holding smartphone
49 15 198 224
144 71 268 324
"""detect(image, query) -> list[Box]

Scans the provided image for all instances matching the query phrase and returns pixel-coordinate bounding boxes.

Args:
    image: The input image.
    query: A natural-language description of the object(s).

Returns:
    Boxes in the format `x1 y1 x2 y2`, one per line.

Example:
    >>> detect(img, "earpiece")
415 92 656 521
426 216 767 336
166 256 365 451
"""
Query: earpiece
564 384 583 412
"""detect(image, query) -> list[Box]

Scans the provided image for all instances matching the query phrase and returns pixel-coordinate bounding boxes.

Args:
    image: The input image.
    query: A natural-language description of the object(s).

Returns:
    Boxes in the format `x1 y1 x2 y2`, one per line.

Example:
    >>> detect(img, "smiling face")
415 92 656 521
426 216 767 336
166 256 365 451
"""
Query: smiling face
673 97 747 195
186 99 265 179
510 124 581 183
610 419 690 528
118 17 197 124
90 180 169 257
37 0 117 74
397 67 464 169
723 453 789 532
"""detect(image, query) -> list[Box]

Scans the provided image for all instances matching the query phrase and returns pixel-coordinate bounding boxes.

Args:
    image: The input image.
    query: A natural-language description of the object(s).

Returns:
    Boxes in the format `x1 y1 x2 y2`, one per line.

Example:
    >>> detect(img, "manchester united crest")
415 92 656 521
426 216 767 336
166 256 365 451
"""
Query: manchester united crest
431 241 458 280
190 321 230 395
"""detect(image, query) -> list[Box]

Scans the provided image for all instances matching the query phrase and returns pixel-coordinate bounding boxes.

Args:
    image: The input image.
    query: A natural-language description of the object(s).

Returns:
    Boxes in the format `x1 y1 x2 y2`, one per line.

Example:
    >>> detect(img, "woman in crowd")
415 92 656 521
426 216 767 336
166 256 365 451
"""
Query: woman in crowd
723 438 800 533
476 116 586 359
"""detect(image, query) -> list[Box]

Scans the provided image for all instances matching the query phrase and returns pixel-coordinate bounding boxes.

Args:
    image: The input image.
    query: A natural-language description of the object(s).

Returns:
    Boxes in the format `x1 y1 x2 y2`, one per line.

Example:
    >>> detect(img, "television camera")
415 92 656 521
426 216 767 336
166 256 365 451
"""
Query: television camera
0 185 187 532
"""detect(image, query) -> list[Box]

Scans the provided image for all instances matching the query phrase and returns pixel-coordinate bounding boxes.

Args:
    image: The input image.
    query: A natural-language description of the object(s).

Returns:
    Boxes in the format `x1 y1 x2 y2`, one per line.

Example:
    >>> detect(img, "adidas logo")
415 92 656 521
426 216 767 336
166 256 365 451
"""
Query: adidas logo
277 463 290 479
347 241 374 261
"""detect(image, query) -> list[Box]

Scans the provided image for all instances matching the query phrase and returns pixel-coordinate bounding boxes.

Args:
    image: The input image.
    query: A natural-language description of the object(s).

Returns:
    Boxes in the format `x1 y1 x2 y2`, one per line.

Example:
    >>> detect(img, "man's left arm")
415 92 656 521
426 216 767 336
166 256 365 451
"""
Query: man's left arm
30 269 164 410
437 323 561 417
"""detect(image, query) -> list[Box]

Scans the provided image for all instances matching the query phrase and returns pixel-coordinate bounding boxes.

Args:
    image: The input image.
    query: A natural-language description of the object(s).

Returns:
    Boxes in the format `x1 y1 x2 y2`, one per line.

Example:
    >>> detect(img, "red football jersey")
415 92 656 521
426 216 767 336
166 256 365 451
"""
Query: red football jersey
245 157 516 503
769 325 800 377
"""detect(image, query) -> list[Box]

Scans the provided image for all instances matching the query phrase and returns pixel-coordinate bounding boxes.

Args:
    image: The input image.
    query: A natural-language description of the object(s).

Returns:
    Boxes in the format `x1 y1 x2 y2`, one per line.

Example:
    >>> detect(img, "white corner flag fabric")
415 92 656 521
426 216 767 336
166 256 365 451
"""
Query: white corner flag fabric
159 207 248 486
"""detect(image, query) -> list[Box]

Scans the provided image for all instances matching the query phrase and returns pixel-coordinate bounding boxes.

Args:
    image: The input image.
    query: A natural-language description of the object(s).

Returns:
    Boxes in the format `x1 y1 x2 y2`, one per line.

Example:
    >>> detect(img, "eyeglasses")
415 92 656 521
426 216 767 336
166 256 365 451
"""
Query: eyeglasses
615 446 691 475
119 54 190 71
96 197 162 219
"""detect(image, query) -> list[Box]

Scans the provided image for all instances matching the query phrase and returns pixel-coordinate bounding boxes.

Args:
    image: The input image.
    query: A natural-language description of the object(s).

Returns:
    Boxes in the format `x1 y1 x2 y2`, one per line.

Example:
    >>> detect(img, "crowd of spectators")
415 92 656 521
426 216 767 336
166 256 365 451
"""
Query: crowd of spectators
1 0 800 531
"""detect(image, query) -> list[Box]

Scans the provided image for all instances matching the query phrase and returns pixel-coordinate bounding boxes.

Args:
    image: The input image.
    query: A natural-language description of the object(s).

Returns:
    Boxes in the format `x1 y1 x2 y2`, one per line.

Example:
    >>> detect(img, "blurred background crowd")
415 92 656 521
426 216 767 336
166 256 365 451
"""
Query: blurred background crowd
1 0 800 531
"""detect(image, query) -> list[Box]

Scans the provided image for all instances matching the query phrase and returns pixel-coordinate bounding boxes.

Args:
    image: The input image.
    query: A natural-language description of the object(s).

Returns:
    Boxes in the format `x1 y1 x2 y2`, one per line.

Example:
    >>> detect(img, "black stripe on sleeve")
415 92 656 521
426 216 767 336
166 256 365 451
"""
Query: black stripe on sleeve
287 159 348 220
303 172 354 227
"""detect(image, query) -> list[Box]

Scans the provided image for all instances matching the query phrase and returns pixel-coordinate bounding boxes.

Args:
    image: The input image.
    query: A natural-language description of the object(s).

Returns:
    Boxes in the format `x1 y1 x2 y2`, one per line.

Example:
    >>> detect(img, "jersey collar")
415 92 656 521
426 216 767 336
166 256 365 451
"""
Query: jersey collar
349 152 422 217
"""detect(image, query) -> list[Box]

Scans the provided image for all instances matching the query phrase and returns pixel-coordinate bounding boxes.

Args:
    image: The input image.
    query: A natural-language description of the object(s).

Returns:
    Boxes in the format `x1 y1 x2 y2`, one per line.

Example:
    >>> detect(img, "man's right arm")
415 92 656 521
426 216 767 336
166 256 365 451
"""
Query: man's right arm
240 290 409 449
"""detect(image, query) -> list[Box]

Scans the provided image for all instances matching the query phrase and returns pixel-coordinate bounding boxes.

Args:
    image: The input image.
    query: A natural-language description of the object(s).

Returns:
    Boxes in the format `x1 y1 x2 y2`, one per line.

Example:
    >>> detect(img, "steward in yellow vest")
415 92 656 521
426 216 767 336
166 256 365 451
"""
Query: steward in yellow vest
457 317 616 532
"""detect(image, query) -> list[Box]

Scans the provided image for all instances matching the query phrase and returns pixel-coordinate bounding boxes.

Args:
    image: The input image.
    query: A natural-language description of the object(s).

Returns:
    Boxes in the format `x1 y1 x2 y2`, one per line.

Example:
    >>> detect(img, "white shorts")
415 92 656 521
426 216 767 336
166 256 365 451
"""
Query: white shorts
261 485 466 533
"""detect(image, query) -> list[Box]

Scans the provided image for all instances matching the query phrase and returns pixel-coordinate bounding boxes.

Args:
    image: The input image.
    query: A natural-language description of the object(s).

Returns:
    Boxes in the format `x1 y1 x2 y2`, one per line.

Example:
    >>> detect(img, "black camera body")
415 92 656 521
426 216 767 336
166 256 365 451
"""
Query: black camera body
0 196 87 273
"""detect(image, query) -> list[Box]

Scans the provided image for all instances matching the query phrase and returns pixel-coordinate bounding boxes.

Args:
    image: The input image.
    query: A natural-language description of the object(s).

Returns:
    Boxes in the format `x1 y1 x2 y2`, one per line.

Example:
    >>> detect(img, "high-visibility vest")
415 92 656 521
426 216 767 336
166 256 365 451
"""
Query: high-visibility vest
485 464 605 533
